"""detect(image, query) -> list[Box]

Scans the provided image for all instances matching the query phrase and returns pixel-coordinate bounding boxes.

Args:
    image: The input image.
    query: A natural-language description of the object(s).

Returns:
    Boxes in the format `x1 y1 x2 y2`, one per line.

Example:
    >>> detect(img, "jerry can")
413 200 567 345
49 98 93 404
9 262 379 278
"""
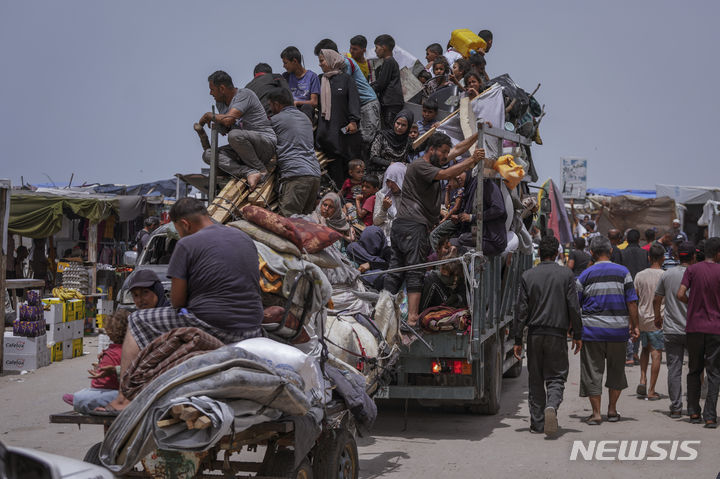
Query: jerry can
449 29 487 58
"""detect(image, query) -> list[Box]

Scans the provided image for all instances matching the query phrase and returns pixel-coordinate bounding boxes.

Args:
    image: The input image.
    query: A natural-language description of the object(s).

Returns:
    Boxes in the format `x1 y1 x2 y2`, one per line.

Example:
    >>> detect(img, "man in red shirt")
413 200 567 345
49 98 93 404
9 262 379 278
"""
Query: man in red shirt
678 236 720 428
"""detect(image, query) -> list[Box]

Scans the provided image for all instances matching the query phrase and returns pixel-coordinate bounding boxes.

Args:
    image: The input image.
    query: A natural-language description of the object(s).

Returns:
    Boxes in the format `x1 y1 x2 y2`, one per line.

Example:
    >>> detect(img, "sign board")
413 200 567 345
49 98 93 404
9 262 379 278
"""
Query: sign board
561 158 587 199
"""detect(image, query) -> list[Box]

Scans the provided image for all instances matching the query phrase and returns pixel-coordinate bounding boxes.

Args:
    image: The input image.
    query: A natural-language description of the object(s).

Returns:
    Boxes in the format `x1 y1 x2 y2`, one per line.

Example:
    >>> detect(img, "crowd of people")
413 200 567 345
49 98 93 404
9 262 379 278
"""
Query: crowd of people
514 219 720 436
196 30 519 328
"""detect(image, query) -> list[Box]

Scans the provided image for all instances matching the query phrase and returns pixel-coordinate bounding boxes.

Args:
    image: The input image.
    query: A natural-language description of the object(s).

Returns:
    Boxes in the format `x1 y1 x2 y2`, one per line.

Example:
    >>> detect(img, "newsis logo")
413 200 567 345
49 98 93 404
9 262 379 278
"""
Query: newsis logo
570 440 700 461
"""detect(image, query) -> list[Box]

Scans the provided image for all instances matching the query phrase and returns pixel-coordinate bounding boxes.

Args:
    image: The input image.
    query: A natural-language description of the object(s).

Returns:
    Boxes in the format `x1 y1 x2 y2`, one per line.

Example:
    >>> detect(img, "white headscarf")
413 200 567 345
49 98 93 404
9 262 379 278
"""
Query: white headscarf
380 162 407 217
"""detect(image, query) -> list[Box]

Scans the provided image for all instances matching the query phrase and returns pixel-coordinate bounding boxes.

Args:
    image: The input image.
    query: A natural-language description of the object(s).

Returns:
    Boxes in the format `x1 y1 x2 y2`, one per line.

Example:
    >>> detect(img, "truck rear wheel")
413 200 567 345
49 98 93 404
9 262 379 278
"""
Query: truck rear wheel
263 448 313 479
469 337 502 414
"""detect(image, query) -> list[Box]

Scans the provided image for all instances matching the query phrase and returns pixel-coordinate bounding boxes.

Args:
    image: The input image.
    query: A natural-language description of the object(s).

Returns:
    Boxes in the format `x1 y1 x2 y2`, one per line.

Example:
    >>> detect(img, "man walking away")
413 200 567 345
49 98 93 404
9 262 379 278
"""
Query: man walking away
513 236 583 436
621 228 648 365
577 236 640 425
634 245 666 400
608 229 624 264
654 241 695 418
678 236 720 428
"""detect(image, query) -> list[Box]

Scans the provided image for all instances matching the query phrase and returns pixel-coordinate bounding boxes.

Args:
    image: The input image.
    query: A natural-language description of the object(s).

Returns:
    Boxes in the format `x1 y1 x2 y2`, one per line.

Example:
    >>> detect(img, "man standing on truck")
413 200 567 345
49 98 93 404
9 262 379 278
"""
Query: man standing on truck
577 235 640 425
383 132 483 327
513 235 583 436
99 198 264 413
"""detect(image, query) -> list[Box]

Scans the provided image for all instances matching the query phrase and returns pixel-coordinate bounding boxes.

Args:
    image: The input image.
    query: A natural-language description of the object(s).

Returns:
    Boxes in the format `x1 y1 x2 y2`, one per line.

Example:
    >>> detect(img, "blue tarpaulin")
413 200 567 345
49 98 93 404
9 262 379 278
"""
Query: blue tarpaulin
586 188 656 198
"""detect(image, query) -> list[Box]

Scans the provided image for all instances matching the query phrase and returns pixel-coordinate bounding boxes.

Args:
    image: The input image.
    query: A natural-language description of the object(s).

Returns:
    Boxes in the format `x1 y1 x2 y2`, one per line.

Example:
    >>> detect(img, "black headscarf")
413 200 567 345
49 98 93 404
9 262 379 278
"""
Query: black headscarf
151 281 170 308
380 109 415 151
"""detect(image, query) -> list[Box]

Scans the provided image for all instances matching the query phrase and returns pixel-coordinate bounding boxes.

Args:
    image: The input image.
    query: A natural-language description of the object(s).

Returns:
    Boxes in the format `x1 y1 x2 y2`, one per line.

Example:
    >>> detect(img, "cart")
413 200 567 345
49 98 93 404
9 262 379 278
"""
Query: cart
50 399 359 479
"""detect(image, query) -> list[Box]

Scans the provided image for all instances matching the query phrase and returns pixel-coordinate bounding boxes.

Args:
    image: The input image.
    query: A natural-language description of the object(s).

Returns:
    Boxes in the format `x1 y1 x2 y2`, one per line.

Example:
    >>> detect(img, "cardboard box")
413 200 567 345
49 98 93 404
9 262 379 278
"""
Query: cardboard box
63 340 73 360
43 303 64 324
96 314 106 330
3 332 47 355
13 319 47 337
70 320 84 339
98 299 114 315
51 342 63 362
4 353 43 371
46 323 66 343
72 338 83 358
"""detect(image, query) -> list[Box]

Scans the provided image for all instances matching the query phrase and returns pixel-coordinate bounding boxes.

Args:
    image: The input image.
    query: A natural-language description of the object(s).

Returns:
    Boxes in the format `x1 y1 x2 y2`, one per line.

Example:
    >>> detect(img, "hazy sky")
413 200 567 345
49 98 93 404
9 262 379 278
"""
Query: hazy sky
1 0 717 190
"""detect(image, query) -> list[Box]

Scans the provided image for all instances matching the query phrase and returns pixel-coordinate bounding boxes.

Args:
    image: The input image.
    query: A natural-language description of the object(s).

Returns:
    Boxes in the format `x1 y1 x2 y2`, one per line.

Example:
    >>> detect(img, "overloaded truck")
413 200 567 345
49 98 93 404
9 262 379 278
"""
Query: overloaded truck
375 124 539 414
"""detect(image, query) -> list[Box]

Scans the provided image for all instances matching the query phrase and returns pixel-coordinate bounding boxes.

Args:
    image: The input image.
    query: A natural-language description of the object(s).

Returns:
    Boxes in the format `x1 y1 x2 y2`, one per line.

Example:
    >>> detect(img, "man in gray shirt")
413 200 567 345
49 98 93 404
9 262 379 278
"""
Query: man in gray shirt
654 241 694 417
268 87 321 216
199 70 277 190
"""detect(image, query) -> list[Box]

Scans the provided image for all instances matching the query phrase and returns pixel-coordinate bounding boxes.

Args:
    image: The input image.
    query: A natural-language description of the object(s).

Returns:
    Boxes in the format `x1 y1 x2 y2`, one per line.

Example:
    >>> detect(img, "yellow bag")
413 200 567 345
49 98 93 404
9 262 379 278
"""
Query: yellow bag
449 29 487 58
493 155 525 190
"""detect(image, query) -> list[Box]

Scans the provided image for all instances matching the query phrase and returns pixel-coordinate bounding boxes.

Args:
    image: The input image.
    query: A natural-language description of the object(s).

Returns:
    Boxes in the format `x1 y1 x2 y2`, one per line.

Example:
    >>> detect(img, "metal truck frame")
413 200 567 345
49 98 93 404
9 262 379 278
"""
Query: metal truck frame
375 123 534 414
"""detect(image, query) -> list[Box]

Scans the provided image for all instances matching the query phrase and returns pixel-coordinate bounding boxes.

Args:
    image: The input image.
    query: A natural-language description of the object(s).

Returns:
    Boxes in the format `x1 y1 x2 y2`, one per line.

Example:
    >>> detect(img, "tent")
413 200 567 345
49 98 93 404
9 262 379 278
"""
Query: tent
655 185 720 205
587 188 656 199
8 190 144 238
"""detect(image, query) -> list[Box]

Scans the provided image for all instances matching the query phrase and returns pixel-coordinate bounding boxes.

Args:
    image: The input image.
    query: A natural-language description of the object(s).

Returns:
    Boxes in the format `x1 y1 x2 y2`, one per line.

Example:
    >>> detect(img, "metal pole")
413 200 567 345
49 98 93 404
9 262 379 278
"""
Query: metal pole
471 126 485 354
0 179 10 372
208 105 218 204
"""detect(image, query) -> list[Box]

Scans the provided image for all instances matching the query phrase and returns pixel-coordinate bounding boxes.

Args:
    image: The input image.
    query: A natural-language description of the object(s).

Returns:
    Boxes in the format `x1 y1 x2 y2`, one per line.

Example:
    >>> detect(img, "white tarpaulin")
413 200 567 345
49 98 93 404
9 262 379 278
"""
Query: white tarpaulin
656 184 720 205
698 200 720 237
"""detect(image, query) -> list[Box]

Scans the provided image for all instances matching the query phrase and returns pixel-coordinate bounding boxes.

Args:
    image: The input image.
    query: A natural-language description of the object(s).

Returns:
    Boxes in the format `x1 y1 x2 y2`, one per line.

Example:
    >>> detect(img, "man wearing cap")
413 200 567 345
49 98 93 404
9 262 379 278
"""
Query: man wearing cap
672 219 688 242
100 198 263 413
654 241 695 418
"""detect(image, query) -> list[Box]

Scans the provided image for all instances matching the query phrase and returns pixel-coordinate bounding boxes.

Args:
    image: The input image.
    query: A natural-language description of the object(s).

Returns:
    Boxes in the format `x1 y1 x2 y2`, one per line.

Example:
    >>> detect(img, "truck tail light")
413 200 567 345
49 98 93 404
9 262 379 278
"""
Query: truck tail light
431 360 472 375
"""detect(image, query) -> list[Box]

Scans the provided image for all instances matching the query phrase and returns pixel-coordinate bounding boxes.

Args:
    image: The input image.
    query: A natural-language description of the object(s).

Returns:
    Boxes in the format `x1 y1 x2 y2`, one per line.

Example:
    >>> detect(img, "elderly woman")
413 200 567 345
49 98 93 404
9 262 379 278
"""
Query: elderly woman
367 109 414 179
312 192 355 243
315 48 362 190
373 162 406 244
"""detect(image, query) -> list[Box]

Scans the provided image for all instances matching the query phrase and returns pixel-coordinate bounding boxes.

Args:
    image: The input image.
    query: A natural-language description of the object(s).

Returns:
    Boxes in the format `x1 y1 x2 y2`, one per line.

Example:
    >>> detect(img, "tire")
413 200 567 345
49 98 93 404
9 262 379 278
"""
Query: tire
469 337 502 414
503 356 523 378
262 448 313 479
312 428 359 479
83 442 103 466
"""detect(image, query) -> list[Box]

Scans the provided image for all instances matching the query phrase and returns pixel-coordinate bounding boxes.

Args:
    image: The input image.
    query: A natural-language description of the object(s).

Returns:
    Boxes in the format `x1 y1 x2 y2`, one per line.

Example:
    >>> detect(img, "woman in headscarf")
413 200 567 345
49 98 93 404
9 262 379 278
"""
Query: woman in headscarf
311 192 355 243
315 49 362 190
367 109 414 178
372 162 407 244
125 269 170 309
462 71 485 100
347 225 391 290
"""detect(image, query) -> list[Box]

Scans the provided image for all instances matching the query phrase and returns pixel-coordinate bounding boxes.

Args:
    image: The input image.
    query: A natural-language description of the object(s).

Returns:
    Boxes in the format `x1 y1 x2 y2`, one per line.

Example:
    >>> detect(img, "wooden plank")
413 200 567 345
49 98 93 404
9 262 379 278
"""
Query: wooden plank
412 109 460 150
49 411 115 426
156 418 181 428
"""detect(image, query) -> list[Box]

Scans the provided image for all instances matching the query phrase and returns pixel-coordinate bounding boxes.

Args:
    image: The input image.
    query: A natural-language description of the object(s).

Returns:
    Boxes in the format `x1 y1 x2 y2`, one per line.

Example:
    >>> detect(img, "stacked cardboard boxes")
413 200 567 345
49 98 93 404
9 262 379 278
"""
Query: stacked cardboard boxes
3 332 51 371
41 297 85 362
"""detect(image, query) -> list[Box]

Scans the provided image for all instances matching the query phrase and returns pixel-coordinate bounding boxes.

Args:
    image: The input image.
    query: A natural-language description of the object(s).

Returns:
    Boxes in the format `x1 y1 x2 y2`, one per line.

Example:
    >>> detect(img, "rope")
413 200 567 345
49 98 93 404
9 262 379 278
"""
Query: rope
358 253 483 278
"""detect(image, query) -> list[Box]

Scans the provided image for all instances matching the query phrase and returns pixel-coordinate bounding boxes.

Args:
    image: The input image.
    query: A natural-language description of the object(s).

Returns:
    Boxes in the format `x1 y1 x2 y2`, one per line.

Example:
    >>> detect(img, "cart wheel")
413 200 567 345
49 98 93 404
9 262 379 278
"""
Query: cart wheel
83 442 103 466
263 448 313 479
312 428 358 479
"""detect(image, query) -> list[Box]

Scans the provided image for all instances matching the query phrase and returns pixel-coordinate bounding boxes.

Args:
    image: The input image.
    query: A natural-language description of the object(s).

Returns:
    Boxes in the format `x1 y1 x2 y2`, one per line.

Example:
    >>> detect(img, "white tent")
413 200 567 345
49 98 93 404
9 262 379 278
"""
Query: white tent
655 184 720 205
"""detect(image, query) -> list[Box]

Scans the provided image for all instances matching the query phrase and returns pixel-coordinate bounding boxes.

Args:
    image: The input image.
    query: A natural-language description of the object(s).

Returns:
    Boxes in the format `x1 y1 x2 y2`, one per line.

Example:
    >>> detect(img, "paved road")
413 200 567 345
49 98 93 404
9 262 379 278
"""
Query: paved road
2 336 718 478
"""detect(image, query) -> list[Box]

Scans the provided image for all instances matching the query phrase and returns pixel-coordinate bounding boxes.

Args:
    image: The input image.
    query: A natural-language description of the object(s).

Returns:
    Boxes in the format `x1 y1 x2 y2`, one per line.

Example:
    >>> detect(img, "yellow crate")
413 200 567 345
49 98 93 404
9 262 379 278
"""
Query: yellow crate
50 342 63 362
96 314 106 330
72 338 83 358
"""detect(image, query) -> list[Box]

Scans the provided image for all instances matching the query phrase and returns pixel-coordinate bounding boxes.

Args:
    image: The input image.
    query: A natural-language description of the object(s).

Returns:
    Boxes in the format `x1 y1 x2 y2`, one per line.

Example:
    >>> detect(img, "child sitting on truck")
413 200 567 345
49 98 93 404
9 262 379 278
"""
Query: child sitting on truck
62 309 128 413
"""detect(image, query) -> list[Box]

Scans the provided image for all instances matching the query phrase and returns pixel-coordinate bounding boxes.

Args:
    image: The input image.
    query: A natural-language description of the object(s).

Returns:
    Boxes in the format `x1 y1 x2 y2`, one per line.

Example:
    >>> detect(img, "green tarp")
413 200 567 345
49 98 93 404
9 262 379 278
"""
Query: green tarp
8 191 118 238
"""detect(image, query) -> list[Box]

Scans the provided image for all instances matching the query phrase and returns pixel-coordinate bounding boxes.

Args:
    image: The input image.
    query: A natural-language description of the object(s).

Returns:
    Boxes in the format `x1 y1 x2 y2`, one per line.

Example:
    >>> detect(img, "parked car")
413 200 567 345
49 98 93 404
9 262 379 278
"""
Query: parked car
0 440 113 479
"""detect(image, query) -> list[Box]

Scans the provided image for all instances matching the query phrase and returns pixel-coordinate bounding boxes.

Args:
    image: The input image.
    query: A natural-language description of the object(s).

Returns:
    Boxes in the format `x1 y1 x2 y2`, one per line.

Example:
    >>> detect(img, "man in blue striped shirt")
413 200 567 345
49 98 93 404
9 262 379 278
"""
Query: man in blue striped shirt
577 236 640 425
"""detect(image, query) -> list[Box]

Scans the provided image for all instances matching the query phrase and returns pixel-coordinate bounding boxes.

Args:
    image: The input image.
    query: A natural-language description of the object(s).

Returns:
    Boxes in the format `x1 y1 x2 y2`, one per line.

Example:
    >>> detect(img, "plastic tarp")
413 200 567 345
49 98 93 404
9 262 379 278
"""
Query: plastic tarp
8 190 117 238
587 188 656 198
656 184 720 205
538 179 573 244
94 178 178 197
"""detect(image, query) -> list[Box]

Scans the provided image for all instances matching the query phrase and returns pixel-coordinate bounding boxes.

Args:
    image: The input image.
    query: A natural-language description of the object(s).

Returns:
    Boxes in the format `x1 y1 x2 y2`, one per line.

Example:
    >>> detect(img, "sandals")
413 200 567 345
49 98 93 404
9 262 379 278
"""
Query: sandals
636 384 647 396
646 394 661 401
90 405 121 417
607 413 621 423
704 421 718 429
584 415 602 426
670 410 682 419
690 414 702 424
